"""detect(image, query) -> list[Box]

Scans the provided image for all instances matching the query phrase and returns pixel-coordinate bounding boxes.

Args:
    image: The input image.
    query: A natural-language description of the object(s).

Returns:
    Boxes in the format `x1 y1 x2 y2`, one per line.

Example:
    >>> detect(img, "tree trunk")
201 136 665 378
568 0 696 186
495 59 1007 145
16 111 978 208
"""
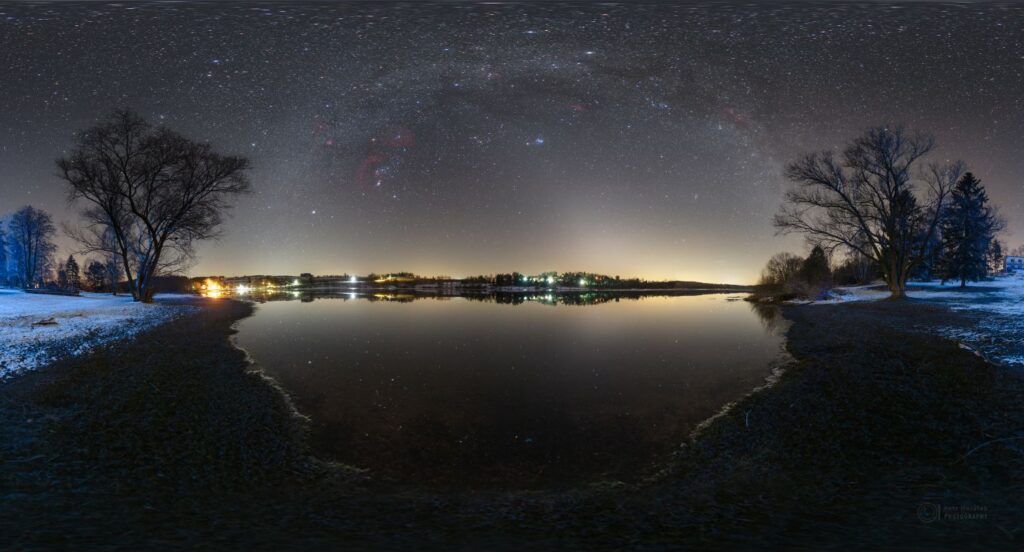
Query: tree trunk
136 276 151 303
887 269 908 299
960 278 967 288
141 285 155 303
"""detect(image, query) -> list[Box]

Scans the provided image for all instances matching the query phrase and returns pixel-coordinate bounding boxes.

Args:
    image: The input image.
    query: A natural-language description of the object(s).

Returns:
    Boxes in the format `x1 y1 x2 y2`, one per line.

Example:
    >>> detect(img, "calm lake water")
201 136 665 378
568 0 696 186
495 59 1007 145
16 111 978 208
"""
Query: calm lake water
234 291 785 487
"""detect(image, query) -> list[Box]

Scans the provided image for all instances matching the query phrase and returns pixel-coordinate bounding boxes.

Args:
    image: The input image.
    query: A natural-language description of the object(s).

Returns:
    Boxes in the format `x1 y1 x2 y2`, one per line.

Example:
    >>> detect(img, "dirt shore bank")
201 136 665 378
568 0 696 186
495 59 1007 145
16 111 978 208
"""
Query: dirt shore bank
2 297 1021 548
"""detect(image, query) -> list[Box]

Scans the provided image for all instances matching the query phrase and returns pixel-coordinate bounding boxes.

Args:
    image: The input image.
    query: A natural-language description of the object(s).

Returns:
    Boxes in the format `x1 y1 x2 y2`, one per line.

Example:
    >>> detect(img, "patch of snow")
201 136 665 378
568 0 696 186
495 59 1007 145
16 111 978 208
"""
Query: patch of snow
823 275 1024 367
0 289 197 379
1000 355 1024 366
815 284 891 304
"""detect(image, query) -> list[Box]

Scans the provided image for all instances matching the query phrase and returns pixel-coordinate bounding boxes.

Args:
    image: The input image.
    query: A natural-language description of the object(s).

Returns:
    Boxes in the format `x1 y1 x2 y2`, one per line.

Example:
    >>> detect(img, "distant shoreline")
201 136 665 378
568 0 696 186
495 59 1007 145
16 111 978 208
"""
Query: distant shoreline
239 284 754 294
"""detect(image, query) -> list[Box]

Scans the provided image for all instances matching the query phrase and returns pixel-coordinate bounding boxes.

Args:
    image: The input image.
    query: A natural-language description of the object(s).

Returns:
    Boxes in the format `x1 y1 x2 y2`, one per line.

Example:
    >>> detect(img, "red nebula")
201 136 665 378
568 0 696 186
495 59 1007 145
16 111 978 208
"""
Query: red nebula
356 153 387 186
355 126 416 186
723 107 749 127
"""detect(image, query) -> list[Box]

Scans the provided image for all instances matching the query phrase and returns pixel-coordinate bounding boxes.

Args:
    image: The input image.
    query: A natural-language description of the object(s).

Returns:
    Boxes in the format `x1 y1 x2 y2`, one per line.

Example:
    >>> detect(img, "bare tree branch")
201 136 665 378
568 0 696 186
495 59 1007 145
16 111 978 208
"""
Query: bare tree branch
775 125 961 298
58 109 250 303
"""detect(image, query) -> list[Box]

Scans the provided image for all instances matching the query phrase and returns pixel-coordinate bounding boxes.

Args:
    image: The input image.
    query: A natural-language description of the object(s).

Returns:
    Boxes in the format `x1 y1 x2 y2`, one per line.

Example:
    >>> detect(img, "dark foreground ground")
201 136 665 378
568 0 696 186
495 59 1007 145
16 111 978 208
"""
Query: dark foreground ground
2 297 1023 549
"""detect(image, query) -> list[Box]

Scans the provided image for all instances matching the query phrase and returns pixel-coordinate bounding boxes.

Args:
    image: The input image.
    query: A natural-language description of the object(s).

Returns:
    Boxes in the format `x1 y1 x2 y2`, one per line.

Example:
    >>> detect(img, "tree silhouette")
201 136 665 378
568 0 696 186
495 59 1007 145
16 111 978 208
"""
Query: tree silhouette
937 173 1003 287
65 255 82 290
59 110 250 302
8 206 56 288
85 260 107 291
775 126 963 298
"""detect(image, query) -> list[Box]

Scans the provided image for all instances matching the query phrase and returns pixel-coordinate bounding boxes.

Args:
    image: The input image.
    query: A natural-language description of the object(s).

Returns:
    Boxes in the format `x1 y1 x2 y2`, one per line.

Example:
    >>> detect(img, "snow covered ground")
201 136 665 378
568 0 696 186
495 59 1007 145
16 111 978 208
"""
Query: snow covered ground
824 275 1024 366
823 275 1024 305
0 289 199 379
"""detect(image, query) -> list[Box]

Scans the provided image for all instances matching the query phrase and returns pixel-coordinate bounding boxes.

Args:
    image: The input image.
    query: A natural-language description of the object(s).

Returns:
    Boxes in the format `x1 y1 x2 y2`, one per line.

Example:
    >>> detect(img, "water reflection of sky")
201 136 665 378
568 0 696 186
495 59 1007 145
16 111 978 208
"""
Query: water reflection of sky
235 292 785 488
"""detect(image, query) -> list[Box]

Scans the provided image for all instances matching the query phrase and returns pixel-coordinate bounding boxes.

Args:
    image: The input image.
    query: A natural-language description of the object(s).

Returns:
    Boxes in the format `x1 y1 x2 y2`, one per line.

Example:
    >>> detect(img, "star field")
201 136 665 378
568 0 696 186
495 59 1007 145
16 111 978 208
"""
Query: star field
2 2 1024 283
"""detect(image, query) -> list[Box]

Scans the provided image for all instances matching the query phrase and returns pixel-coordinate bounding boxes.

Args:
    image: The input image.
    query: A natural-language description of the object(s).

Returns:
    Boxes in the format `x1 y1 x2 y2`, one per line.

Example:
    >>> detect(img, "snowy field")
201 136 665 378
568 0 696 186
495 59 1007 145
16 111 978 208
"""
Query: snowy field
0 289 199 379
825 275 1024 366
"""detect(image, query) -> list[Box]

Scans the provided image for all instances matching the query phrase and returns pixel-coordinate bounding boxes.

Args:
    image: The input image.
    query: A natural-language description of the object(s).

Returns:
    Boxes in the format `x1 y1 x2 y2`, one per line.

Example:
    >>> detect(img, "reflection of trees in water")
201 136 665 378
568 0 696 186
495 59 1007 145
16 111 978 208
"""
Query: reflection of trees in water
239 289 739 306
461 291 657 306
749 303 782 332
367 293 417 303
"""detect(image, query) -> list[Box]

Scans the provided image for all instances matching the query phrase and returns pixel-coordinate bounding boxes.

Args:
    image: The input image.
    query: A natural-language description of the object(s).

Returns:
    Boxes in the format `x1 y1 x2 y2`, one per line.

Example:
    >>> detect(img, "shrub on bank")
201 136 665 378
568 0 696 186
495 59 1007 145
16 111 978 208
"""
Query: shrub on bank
750 246 833 302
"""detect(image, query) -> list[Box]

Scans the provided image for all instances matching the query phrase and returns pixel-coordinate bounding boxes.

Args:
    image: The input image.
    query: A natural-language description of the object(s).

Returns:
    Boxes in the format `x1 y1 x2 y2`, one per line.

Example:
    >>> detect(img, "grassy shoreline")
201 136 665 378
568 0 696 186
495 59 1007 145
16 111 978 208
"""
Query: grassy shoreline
2 297 1022 547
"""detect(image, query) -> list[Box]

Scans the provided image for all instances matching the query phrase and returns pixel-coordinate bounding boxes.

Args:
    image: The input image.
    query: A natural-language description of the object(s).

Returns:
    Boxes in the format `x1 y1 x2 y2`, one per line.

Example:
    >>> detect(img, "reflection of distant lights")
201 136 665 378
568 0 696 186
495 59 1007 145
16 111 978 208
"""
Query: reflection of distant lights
236 285 251 294
290 291 300 298
348 292 357 300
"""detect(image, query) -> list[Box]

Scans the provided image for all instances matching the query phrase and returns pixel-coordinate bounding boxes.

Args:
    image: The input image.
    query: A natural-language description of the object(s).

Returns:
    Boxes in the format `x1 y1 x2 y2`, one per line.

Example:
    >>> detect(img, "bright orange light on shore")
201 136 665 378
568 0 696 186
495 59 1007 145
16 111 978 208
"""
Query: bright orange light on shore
200 278 225 298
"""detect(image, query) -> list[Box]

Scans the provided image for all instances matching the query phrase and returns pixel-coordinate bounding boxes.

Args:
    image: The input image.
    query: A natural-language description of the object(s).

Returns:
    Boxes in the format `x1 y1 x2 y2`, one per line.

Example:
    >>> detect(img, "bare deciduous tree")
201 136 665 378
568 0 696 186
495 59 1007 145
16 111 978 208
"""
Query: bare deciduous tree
774 126 964 298
8 205 57 288
0 224 9 287
58 110 251 303
758 252 804 287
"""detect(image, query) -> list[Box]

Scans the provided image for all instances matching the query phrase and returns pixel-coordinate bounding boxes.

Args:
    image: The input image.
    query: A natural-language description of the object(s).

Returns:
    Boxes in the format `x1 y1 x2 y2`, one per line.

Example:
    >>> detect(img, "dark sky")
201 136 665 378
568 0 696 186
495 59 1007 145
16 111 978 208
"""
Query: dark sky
1 2 1023 284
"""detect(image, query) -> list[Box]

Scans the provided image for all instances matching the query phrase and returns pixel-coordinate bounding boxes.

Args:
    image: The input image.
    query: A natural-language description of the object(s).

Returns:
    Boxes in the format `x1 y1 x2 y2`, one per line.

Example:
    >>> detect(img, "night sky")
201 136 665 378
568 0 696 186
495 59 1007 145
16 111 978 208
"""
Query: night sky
2 2 1023 284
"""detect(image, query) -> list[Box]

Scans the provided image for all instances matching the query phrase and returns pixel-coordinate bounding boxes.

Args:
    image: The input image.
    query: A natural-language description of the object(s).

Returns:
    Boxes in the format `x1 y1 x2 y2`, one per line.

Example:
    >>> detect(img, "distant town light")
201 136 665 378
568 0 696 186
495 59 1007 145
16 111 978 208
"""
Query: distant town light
350 275 358 284
579 278 587 287
292 279 300 286
236 284 251 294
546 276 554 285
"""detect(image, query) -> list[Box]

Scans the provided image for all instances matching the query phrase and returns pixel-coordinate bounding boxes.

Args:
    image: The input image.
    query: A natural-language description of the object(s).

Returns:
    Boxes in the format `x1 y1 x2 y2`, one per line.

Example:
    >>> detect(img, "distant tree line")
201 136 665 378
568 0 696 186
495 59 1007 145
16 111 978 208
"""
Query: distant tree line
0 205 118 293
771 125 1005 299
462 271 741 290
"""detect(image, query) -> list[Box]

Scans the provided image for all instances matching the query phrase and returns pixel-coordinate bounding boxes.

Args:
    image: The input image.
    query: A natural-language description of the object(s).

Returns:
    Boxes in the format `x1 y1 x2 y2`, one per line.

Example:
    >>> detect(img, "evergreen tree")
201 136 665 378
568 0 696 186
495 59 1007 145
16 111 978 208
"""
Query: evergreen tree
65 255 81 290
988 239 1005 275
799 245 832 294
85 260 107 291
937 173 1002 287
911 230 942 280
